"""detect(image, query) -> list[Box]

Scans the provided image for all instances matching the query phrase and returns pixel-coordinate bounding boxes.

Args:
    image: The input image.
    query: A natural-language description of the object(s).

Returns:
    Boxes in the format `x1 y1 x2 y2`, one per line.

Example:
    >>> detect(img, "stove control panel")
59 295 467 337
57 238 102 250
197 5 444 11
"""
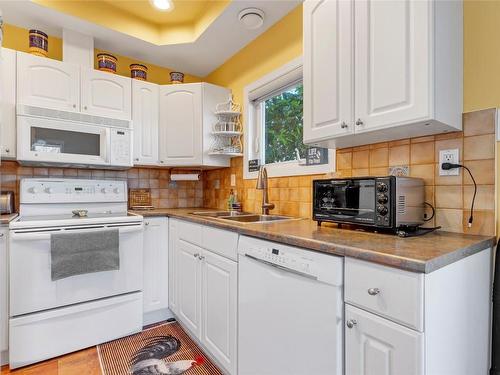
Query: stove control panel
20 178 127 203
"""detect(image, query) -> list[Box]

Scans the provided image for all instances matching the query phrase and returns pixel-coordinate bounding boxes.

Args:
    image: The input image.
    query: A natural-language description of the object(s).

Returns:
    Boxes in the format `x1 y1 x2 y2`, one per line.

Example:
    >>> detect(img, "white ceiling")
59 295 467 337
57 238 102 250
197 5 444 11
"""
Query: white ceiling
0 0 301 77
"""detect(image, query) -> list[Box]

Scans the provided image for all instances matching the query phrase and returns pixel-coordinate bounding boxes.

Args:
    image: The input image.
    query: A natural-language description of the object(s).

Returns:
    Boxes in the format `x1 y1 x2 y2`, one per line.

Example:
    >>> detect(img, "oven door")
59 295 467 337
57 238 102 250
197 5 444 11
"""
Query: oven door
9 222 143 316
17 116 110 166
314 179 377 225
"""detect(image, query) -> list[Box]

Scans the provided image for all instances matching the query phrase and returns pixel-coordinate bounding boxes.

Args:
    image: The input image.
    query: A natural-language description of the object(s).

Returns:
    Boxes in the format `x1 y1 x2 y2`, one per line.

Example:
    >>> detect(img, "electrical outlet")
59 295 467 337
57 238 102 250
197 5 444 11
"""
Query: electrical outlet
439 149 460 176
230 174 236 187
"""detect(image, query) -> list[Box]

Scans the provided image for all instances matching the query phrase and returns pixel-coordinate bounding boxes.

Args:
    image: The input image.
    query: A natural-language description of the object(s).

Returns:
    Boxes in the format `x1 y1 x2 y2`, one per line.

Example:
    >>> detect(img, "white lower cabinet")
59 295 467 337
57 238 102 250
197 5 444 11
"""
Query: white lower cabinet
345 304 424 375
142 217 171 325
169 219 237 374
0 227 8 365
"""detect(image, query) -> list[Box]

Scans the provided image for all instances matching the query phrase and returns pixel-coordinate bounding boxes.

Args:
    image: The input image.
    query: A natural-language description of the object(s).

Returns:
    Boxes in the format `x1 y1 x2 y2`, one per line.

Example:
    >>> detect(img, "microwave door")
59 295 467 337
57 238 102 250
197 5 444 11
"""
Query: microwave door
17 116 109 166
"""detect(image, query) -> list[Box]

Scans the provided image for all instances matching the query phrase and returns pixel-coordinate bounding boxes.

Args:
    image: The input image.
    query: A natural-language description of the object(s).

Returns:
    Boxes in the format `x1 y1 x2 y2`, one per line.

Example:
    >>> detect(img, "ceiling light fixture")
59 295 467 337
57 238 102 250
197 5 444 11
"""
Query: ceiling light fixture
238 8 265 30
151 0 173 11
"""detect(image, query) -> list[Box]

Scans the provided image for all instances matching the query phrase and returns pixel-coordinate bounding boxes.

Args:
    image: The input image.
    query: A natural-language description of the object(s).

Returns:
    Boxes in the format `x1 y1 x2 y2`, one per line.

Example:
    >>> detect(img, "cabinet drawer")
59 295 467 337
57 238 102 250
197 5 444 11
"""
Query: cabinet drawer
202 226 238 261
345 257 424 331
177 220 202 247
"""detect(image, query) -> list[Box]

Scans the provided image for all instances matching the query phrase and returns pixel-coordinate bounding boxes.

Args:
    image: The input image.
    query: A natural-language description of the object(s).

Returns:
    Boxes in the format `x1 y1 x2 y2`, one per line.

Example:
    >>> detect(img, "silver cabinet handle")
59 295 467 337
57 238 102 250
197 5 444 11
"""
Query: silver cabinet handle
355 118 364 126
134 158 139 161
341 121 348 129
346 319 357 329
0 233 4 238
198 255 205 261
194 253 200 258
368 288 380 296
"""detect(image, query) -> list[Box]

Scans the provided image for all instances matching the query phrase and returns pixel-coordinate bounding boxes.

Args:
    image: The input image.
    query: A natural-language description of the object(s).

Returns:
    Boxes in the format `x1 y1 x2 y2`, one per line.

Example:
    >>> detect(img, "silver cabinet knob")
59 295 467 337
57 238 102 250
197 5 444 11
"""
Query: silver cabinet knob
4 148 9 153
144 222 149 226
368 288 380 296
134 158 139 162
0 233 4 238
160 160 165 164
84 106 88 110
346 319 357 329
72 104 76 108
198 255 205 261
355 118 364 126
194 253 200 258
341 121 348 129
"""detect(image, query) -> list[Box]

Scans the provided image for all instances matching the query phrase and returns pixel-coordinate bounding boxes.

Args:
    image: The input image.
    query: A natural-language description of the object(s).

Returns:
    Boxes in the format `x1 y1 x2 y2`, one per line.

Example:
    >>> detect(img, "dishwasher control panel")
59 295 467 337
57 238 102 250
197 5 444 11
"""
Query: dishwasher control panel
244 245 317 278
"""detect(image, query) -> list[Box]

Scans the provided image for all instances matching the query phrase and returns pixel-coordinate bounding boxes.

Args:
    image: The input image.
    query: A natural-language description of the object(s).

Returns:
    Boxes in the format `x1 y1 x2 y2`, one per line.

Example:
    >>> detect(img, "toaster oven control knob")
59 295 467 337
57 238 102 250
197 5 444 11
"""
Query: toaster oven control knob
44 187 53 194
377 205 388 216
377 182 388 192
377 194 388 204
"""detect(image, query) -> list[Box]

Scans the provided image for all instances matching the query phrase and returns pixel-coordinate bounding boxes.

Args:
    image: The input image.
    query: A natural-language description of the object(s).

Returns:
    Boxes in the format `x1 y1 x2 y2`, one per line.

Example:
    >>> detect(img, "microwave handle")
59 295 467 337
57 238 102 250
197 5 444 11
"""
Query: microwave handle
104 127 111 164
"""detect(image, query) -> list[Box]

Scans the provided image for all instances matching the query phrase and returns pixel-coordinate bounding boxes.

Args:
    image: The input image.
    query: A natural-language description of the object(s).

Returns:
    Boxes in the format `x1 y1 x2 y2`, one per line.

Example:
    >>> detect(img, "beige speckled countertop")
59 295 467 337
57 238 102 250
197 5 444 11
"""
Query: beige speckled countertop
0 213 18 225
130 208 496 273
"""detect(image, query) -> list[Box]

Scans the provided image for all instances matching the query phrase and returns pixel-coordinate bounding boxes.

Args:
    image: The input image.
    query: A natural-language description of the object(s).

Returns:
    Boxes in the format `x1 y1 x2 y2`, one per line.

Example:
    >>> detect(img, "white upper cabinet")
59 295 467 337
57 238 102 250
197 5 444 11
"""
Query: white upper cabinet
81 68 131 120
303 0 463 148
132 80 159 165
354 0 429 132
17 52 80 112
303 0 353 141
159 83 230 167
1 48 17 158
159 84 203 166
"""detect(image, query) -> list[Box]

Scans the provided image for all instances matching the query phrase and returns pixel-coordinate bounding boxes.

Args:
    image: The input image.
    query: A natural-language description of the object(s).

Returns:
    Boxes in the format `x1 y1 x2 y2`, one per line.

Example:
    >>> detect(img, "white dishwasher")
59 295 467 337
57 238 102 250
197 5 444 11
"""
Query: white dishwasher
238 235 344 375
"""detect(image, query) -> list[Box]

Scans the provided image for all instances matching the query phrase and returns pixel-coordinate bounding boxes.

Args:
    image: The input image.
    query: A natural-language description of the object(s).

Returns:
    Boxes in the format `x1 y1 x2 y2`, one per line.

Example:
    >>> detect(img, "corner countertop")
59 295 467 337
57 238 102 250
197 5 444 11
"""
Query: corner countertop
1 213 18 225
130 208 496 274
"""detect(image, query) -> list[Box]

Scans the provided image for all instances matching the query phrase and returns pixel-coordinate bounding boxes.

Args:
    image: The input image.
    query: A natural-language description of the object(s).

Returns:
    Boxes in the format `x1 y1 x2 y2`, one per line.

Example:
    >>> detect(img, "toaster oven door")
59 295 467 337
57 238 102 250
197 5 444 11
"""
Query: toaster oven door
314 179 376 224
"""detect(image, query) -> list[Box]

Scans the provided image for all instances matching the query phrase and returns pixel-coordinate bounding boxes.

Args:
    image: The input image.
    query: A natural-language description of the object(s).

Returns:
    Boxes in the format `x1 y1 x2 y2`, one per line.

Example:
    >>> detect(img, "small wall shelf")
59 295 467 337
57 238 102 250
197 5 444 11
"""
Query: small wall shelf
210 96 243 157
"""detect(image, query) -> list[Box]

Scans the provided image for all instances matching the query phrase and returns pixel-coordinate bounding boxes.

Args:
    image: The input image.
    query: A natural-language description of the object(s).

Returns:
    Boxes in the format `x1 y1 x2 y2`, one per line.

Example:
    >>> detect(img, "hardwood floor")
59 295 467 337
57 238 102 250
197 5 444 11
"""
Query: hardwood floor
0 347 101 374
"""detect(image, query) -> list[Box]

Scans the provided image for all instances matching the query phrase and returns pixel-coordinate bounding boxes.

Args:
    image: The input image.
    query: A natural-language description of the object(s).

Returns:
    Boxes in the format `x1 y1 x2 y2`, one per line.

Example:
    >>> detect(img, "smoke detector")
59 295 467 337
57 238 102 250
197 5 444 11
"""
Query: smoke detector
238 8 265 30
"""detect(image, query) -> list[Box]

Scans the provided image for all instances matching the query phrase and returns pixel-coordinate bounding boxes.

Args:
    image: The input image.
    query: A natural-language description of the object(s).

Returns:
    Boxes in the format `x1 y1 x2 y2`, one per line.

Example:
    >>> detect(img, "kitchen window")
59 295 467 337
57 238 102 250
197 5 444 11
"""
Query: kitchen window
244 57 335 179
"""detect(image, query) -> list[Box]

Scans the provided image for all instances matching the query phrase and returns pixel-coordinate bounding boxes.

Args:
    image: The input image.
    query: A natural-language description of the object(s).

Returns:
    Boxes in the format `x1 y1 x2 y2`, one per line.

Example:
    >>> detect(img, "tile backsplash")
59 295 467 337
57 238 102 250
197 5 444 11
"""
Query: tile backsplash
203 108 497 236
0 163 203 210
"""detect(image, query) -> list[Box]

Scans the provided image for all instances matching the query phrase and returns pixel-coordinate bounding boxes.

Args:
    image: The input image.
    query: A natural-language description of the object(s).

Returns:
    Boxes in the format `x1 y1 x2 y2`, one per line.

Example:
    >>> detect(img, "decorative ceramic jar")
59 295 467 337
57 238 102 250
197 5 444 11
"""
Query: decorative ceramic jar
170 71 184 84
97 53 117 73
130 64 148 81
29 29 48 57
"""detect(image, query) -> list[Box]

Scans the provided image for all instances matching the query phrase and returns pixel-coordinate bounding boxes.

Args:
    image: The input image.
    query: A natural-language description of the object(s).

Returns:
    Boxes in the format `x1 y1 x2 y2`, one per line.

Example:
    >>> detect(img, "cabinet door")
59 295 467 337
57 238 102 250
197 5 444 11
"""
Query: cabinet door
17 52 79 112
132 80 159 165
1 48 17 158
303 0 354 144
176 239 202 338
345 304 424 375
81 68 131 120
0 228 8 353
168 220 179 314
143 217 169 315
354 0 430 132
159 84 203 166
201 250 237 375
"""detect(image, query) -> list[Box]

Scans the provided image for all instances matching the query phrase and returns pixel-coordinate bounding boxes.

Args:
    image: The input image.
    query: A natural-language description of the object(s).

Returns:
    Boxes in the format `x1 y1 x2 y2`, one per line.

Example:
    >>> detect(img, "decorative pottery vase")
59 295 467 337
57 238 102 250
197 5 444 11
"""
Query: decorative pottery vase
29 29 48 57
170 71 184 84
130 64 148 81
97 53 117 73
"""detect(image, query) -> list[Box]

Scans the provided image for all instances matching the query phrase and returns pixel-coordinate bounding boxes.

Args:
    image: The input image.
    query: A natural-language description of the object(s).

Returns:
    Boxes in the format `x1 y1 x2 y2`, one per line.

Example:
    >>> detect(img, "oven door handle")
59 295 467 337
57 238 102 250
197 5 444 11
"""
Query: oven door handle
10 224 143 241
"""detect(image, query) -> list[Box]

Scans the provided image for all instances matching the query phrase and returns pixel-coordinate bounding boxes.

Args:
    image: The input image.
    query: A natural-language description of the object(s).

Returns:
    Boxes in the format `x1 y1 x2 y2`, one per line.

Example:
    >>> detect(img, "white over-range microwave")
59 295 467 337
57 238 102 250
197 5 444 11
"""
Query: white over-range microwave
16 105 133 168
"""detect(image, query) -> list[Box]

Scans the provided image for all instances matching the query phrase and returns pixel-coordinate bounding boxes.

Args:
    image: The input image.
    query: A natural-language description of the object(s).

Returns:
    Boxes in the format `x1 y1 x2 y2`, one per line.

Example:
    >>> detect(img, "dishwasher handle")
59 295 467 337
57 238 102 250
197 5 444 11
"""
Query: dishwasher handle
244 253 318 281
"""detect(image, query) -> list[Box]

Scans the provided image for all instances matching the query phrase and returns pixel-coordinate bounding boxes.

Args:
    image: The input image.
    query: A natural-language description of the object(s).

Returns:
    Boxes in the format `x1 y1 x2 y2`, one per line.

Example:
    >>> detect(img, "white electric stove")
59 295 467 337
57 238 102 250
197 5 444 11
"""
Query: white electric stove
9 178 144 369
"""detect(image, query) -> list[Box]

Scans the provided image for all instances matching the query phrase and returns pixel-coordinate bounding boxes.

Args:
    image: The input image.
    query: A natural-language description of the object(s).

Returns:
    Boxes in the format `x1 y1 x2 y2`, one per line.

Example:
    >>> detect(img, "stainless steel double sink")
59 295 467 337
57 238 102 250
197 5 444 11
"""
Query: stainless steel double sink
190 210 296 223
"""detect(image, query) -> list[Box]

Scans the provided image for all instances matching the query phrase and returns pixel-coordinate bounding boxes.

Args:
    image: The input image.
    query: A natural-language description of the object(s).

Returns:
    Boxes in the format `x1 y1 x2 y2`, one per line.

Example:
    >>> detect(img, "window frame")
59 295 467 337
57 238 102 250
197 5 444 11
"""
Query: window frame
243 57 335 180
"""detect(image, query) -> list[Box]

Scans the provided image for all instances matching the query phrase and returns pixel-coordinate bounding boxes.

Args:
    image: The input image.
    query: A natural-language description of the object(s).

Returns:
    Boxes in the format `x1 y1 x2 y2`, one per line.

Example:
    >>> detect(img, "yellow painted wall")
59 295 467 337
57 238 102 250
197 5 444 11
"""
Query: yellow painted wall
205 5 303 105
2 23 202 84
463 0 500 236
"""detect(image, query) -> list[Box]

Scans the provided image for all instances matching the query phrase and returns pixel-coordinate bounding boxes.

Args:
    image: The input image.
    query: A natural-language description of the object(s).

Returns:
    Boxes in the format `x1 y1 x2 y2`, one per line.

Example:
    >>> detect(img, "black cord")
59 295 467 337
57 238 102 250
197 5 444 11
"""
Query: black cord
397 226 442 238
424 202 435 221
441 162 477 227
